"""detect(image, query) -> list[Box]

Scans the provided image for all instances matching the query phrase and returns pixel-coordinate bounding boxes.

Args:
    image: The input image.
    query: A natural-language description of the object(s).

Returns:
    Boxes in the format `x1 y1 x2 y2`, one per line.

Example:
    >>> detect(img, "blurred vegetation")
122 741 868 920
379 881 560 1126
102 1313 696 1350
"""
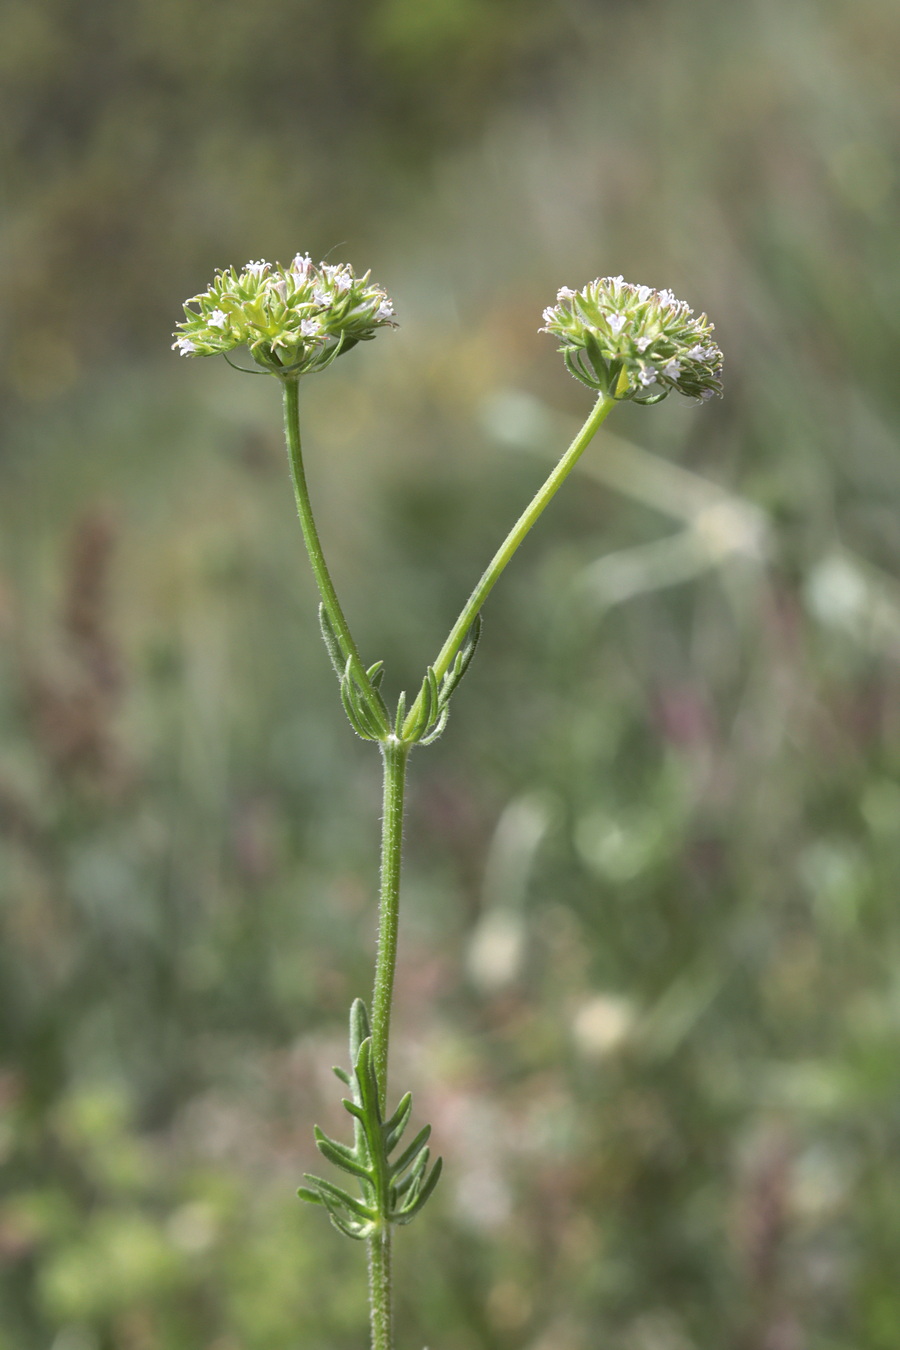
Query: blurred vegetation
2 0 900 1348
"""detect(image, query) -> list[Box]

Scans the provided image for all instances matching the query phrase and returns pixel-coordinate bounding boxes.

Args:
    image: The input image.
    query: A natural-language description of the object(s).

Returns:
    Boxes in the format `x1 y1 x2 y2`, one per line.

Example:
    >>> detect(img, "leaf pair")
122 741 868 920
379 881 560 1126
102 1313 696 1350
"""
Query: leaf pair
399 614 482 746
319 605 391 741
320 603 482 748
298 999 442 1240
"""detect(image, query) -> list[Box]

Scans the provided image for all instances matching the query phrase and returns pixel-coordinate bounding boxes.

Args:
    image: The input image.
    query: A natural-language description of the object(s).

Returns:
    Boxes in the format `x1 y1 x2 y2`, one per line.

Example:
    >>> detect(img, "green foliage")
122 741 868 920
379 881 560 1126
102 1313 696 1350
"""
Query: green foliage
323 601 481 744
299 999 442 1238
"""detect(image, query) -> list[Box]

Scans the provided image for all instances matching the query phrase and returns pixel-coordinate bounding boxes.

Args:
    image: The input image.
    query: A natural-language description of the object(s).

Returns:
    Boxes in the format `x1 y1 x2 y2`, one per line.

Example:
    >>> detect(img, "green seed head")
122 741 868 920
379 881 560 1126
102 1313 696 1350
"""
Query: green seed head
541 276 723 404
172 255 397 377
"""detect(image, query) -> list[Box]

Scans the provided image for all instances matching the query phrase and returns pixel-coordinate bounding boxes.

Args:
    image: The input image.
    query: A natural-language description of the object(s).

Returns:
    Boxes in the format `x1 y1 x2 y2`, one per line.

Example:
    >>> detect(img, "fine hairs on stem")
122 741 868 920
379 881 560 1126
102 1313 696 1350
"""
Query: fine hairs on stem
172 256 723 1350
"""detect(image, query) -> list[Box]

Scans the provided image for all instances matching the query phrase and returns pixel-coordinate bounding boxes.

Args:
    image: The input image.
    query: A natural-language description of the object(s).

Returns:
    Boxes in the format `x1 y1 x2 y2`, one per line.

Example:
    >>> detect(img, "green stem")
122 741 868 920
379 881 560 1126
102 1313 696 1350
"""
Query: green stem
366 736 409 1350
282 376 380 706
403 391 617 737
368 1227 392 1350
371 738 410 1107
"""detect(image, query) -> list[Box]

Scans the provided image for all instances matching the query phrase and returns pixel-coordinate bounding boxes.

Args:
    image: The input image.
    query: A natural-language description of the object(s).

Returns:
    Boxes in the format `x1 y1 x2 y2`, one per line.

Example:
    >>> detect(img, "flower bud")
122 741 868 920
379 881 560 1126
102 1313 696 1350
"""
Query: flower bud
540 276 723 404
172 256 397 377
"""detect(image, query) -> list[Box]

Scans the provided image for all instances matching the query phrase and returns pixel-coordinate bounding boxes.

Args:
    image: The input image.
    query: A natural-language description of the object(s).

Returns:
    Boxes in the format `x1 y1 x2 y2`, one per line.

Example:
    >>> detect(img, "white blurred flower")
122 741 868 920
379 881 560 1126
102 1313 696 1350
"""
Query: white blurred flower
571 993 636 1058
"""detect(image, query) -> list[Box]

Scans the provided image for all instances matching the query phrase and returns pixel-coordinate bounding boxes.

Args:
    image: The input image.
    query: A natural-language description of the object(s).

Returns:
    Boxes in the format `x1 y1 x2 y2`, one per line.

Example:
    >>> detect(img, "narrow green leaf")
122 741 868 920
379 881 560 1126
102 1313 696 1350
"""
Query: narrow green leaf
408 668 434 741
316 1188 370 1241
332 1065 351 1086
395 1156 443 1223
419 706 449 746
318 603 345 679
314 1128 372 1181
340 676 375 739
393 1147 429 1199
364 686 392 736
297 1186 324 1205
427 666 439 722
341 675 381 740
391 1123 431 1178
383 1093 413 1154
349 999 371 1065
306 1175 376 1222
326 1209 369 1241
315 1138 371 1182
354 1037 382 1128
439 615 482 710
383 1091 412 1138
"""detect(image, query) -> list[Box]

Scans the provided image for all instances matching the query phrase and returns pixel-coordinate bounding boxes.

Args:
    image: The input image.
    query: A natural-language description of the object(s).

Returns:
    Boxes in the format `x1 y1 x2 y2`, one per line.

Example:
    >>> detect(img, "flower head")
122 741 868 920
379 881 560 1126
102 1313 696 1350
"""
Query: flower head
172 255 398 377
540 276 723 404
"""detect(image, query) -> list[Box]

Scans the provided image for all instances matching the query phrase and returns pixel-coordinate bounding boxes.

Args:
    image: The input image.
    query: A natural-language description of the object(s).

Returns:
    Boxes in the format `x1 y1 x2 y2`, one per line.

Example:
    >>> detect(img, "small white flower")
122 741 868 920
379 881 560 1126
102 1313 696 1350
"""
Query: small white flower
540 275 723 402
557 286 576 301
173 253 397 375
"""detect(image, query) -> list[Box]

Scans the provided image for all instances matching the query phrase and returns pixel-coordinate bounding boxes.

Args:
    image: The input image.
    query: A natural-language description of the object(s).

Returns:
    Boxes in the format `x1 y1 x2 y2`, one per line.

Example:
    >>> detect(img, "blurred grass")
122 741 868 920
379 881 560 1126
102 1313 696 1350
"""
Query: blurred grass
2 1 900 1348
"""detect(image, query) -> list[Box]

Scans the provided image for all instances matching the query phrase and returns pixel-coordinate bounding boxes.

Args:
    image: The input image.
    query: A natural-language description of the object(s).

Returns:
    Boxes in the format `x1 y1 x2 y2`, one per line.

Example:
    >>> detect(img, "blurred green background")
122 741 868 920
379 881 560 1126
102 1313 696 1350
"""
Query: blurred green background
2 1 900 1347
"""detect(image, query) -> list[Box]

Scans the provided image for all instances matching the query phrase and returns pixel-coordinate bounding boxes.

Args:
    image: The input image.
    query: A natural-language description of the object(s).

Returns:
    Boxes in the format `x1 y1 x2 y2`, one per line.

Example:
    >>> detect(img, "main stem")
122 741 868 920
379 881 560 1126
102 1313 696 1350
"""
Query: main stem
282 377 376 698
372 738 409 1106
402 390 617 737
368 736 410 1350
368 1224 392 1350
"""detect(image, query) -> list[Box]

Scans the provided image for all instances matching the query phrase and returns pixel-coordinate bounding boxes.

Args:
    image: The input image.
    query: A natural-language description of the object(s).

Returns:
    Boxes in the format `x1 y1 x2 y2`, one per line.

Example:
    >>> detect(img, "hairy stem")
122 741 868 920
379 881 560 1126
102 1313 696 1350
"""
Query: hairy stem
368 1227 393 1350
371 738 410 1107
403 391 617 737
366 737 410 1350
282 376 380 704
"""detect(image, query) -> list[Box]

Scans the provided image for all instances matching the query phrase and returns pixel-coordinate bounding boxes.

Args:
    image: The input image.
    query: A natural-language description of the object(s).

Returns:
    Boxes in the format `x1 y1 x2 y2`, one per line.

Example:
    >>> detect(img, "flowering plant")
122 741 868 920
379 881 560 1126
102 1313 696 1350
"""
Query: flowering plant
541 274 723 404
172 255 396 375
172 257 722 1350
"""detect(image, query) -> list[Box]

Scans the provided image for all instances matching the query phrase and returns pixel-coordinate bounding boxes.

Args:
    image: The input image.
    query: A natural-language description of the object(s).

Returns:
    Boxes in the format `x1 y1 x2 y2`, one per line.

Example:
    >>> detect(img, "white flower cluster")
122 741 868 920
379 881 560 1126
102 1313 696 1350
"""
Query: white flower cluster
172 255 397 377
540 276 723 404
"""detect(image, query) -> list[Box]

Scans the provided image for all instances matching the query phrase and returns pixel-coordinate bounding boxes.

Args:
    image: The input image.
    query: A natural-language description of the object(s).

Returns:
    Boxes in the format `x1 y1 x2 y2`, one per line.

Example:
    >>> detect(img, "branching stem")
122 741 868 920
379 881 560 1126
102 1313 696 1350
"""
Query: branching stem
282 377 377 699
402 390 617 737
284 379 620 1350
